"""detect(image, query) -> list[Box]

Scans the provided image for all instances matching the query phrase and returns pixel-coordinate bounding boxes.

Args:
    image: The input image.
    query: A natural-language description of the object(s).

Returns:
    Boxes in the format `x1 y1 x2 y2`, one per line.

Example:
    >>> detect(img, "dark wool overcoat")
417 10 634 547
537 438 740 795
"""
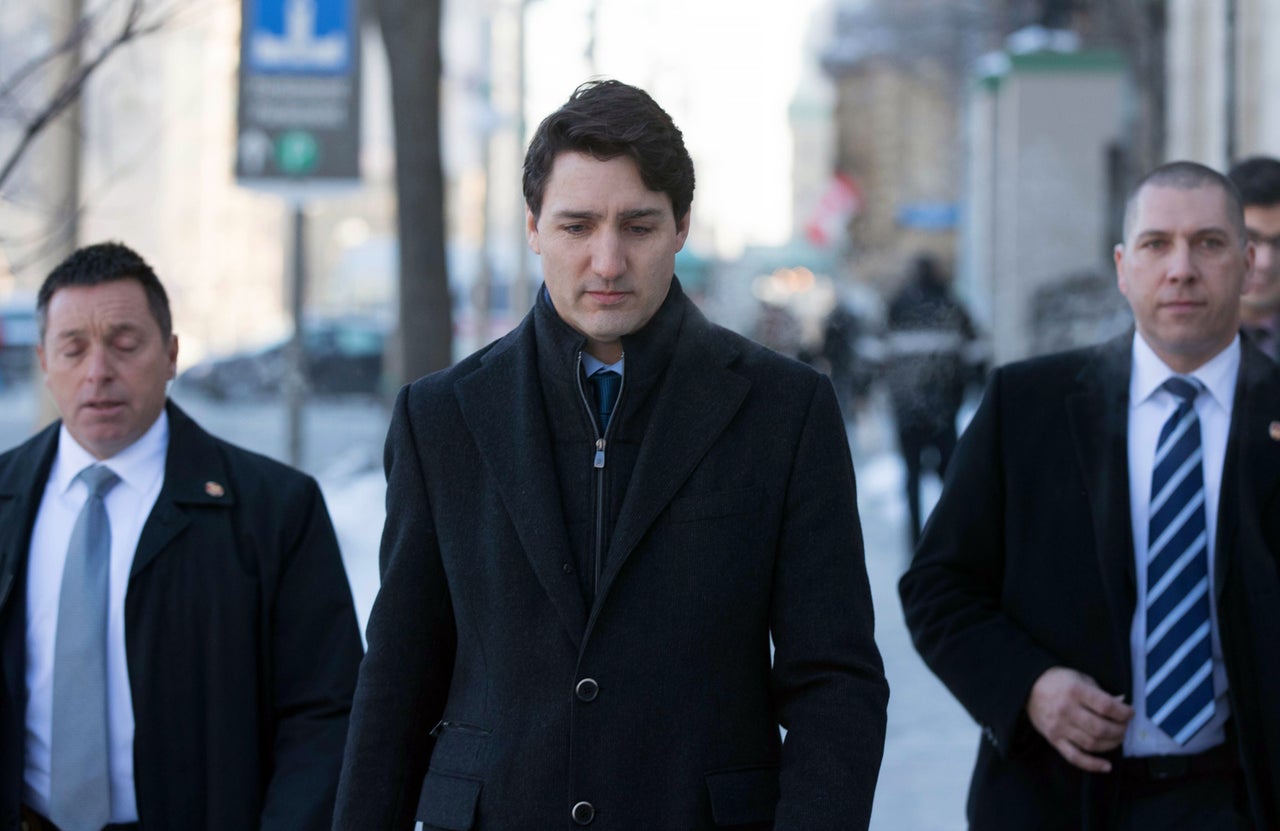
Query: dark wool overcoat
0 402 363 830
335 281 889 831
901 333 1280 829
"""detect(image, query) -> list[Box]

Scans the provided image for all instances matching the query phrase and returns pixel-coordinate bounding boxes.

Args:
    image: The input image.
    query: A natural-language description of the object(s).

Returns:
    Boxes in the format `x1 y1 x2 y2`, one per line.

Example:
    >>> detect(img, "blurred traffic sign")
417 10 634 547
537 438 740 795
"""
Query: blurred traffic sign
895 202 958 231
236 0 361 191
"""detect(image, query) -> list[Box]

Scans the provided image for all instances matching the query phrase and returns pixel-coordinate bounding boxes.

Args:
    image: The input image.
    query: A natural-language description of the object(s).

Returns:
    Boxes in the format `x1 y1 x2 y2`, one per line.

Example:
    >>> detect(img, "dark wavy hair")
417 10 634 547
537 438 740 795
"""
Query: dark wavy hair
522 80 695 222
37 241 172 341
1227 156 1280 207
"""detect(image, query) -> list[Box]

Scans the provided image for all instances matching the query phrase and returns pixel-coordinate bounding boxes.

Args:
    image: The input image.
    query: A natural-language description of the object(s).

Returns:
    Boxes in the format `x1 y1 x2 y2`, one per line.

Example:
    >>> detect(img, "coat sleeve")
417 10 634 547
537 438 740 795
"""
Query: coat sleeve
258 474 365 831
897 368 1059 757
770 376 889 831
333 386 456 830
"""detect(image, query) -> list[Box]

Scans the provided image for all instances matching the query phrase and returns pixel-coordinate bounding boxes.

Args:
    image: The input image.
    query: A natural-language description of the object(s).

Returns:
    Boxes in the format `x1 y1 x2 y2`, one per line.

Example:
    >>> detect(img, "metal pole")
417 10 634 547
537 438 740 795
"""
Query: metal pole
37 0 86 428
285 203 306 468
1224 0 1238 163
512 0 532 317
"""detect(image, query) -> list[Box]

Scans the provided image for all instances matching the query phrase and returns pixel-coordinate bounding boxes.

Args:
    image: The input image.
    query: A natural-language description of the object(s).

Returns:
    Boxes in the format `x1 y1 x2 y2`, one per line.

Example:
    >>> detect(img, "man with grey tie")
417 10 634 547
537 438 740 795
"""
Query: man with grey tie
901 162 1280 828
0 242 363 830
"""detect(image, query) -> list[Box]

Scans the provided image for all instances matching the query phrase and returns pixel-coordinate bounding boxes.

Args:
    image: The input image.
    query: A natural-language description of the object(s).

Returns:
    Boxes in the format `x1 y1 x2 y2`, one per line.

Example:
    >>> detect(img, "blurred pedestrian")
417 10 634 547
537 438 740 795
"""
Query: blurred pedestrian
0 242 363 831
901 162 1280 828
883 254 980 548
1227 156 1280 361
335 80 888 830
820 301 865 419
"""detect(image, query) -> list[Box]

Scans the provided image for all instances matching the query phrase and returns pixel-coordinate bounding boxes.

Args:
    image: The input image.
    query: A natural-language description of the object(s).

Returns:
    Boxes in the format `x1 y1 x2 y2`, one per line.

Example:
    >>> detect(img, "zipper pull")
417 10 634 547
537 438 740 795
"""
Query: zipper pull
594 438 606 469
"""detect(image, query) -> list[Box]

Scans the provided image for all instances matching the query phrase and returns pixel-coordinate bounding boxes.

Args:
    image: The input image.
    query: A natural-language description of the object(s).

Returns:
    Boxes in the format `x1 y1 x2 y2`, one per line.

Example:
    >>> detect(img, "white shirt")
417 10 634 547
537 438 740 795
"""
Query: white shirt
1124 333 1236 756
24 411 169 822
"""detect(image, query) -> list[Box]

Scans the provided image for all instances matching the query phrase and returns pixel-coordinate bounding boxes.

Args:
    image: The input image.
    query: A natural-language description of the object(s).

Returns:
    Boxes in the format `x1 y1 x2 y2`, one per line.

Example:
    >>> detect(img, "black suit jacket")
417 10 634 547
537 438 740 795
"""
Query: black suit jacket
334 286 889 830
0 402 363 831
900 334 1280 829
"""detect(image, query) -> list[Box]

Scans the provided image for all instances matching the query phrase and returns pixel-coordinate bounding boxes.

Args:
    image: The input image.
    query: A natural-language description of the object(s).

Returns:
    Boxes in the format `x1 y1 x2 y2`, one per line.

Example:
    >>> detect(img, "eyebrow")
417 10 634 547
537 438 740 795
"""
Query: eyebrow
549 207 667 222
1134 225 1232 240
54 321 146 341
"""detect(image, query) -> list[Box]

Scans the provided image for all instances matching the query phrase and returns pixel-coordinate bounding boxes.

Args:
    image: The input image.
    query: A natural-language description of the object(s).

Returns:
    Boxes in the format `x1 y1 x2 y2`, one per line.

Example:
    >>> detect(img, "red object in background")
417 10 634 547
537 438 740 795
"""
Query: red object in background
805 171 862 248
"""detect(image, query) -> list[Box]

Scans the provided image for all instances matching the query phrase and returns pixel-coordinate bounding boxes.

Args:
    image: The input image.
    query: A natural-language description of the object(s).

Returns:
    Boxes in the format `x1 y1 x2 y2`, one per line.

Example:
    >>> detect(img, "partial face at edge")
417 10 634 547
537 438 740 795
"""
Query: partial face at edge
1241 203 1280 318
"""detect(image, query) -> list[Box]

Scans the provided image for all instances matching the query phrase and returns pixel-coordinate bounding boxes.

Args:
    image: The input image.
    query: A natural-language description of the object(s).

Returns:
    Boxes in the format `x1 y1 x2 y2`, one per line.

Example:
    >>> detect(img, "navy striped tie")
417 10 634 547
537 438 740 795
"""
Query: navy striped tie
590 370 621 433
1144 376 1215 745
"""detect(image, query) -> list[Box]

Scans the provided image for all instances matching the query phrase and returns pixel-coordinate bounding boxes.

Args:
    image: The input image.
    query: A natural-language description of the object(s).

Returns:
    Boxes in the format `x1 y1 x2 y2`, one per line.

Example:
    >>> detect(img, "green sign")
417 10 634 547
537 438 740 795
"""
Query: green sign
276 131 320 174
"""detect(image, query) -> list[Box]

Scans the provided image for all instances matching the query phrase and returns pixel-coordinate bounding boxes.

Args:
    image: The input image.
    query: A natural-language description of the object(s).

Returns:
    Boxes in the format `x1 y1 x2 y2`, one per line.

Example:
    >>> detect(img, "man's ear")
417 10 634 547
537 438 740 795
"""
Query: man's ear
674 211 691 252
526 207 541 255
1114 243 1129 298
167 334 179 379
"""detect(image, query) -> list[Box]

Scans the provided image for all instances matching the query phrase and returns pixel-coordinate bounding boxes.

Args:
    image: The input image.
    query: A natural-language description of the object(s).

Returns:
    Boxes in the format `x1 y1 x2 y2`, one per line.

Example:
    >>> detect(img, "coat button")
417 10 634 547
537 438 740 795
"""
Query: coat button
572 800 595 825
575 677 599 702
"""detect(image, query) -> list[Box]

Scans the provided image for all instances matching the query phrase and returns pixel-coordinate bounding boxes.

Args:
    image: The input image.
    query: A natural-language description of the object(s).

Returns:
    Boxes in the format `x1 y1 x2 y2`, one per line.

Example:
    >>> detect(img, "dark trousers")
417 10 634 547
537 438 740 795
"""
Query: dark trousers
897 419 957 548
1114 769 1253 830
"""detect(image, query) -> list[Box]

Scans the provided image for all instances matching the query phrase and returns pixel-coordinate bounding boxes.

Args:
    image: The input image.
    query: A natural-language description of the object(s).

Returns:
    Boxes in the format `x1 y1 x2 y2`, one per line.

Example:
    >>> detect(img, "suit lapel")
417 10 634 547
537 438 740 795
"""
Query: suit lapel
457 319 588 646
591 306 750 621
1219 344 1280 597
131 402 235 579
0 424 58 706
0 424 58 617
1065 335 1135 685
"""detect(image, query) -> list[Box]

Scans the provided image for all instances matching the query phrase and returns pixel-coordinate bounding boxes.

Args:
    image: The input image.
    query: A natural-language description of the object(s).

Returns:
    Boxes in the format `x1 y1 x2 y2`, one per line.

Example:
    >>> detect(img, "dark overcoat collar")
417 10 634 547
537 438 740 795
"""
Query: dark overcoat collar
0 400 236 612
1065 331 1135 686
132 401 238 578
455 277 750 646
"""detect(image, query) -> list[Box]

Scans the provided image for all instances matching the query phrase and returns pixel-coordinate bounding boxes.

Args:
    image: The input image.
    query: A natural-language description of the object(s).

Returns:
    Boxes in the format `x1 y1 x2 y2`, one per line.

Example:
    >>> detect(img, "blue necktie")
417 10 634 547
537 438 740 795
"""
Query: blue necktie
1144 376 1215 745
50 464 120 830
590 370 621 433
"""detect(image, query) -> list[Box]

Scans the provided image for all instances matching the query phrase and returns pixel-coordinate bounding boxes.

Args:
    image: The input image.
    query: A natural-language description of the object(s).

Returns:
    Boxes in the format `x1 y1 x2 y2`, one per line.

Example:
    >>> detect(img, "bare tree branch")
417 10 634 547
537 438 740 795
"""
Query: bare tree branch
0 0 181 193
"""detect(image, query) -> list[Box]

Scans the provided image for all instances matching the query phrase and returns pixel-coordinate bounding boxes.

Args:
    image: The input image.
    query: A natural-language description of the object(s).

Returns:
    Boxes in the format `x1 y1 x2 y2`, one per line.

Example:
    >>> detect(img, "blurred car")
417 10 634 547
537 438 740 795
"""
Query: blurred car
0 301 39 385
178 315 387 400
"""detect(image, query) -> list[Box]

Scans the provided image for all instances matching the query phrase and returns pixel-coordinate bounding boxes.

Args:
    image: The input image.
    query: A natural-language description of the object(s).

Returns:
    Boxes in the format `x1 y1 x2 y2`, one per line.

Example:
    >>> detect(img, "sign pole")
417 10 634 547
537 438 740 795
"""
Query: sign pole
236 0 361 471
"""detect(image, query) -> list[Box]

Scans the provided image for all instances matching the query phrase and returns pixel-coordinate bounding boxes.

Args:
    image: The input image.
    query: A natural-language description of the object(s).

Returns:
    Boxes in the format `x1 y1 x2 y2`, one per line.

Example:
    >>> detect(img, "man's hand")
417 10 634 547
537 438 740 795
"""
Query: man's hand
1026 667 1133 773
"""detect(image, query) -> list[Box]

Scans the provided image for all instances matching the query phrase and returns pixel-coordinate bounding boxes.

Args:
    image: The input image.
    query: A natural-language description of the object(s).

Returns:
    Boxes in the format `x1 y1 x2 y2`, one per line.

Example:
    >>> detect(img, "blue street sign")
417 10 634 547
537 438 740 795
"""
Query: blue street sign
237 0 361 187
247 0 353 75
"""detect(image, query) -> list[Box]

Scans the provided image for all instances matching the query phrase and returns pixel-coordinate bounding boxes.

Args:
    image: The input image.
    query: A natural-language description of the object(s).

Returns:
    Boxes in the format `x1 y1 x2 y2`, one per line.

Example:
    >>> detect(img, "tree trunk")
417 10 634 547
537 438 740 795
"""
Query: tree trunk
376 0 451 386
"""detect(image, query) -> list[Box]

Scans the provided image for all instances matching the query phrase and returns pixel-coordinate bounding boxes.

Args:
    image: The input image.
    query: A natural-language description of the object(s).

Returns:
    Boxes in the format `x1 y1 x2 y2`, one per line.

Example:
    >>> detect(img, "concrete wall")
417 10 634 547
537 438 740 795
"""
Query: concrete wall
963 51 1125 364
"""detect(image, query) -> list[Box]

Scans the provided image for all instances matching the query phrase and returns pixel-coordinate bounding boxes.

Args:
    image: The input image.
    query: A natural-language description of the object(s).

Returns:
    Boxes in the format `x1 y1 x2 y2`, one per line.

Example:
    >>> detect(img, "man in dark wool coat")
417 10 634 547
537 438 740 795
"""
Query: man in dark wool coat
0 242 363 831
334 80 888 831
901 161 1280 829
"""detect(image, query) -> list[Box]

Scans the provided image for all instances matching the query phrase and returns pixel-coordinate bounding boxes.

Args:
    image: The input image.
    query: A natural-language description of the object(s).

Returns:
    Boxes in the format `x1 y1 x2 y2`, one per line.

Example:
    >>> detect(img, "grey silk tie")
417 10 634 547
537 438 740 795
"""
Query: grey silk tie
50 464 120 831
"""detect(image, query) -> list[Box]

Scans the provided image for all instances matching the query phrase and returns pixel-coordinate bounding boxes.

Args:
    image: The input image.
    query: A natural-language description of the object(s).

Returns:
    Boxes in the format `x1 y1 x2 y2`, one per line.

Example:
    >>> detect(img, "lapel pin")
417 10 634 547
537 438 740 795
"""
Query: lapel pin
1270 422 1280 442
205 481 225 497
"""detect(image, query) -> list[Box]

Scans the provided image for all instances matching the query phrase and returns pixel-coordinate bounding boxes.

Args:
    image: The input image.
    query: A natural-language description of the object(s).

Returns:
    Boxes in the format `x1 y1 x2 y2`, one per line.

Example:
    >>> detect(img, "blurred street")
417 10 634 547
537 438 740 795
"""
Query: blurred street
0 380 975 830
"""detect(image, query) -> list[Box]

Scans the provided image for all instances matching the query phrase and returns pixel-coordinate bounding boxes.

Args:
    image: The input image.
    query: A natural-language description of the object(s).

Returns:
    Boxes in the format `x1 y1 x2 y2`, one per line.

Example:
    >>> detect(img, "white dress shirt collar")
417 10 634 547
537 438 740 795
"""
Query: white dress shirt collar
1130 332 1240 414
50 409 169 497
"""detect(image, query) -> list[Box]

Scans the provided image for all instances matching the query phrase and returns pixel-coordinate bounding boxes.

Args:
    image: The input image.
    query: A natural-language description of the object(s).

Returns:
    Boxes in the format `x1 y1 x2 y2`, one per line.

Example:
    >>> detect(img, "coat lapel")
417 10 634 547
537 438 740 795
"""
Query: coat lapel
591 305 750 621
0 424 58 617
131 402 236 579
0 424 57 706
1220 343 1280 597
456 319 588 646
1065 334 1135 686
